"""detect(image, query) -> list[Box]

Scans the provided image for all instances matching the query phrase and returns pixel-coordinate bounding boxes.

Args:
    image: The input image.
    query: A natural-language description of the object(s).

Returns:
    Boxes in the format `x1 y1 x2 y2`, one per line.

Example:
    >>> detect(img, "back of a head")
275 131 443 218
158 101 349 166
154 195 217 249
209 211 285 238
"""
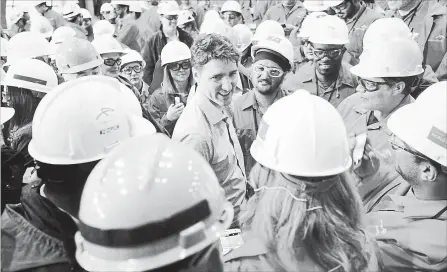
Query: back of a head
55 37 102 74
245 90 371 271
75 134 233 272
93 20 116 37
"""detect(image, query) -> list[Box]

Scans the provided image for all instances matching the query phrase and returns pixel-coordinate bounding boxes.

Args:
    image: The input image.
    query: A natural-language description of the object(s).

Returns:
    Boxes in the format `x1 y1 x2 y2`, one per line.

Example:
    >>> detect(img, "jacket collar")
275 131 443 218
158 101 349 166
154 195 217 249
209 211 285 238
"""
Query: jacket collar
389 194 447 220
346 3 367 25
240 89 287 111
196 93 227 125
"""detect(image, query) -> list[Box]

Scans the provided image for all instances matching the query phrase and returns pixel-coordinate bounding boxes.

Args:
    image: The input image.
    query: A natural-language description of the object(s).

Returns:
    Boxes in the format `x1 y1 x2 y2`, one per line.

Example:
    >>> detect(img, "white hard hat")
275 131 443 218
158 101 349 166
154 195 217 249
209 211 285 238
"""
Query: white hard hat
100 3 114 13
1 38 9 57
55 37 102 74
351 38 424 78
28 76 156 165
177 10 195 26
303 0 330 11
251 90 352 176
30 15 54 39
80 8 92 19
93 20 115 37
63 2 81 19
200 20 238 45
298 12 328 38
309 15 349 45
161 40 191 66
1 107 15 125
5 32 54 65
75 134 233 272
233 24 253 53
157 1 181 15
324 0 345 7
112 0 129 6
203 10 221 23
363 18 412 50
252 35 294 70
2 59 57 93
388 81 447 167
252 20 285 44
129 2 142 13
35 1 48 6
221 0 242 14
121 49 146 67
92 35 125 55
8 8 24 25
51 26 77 45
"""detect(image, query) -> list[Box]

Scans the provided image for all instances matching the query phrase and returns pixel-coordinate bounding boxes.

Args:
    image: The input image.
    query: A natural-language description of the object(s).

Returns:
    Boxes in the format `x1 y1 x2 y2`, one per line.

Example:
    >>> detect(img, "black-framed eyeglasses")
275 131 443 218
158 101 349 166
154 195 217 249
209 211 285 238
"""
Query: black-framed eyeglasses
223 13 238 20
167 60 191 71
389 134 429 161
121 65 142 74
331 1 348 11
104 58 122 67
312 48 344 60
358 78 391 92
162 15 179 21
253 64 284 78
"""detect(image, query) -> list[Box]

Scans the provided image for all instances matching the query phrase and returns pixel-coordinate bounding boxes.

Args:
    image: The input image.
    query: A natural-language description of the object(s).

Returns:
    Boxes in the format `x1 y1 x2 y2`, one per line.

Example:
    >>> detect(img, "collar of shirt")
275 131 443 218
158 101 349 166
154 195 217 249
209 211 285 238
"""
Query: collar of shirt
196 94 227 125
239 89 286 111
346 3 367 26
301 62 356 90
389 194 447 220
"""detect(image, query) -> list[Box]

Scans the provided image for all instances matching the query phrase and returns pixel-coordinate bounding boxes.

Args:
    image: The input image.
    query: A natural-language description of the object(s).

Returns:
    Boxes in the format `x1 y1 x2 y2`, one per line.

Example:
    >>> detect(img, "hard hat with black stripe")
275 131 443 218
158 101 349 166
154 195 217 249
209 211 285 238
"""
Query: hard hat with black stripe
75 134 234 272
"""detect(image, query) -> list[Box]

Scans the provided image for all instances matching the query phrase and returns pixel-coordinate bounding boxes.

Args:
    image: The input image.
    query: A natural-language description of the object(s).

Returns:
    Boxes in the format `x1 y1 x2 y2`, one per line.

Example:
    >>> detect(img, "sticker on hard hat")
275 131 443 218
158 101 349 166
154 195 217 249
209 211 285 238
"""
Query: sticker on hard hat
100 125 120 135
428 126 447 149
13 74 47 85
258 120 269 141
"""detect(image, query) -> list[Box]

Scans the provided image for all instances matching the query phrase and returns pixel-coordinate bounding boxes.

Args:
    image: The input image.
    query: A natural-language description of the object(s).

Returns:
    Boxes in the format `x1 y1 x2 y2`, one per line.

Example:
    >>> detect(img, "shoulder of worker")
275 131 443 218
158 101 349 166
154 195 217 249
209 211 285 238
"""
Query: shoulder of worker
361 5 385 24
233 89 256 112
336 92 367 117
172 98 210 139
223 238 269 263
425 0 447 17
1 204 69 272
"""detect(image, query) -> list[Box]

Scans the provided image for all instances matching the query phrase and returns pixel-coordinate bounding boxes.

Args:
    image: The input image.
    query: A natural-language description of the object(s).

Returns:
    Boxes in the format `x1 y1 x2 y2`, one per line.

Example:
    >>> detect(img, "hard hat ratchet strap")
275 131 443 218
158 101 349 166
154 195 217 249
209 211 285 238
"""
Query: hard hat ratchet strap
78 200 211 247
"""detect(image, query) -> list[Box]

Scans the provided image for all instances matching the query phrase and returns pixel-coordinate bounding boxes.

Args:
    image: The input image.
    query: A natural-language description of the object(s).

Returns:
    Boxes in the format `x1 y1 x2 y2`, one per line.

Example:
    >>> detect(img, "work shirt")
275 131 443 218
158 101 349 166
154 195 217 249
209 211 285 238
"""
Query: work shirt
365 184 447 271
233 89 288 179
337 94 414 200
389 1 447 74
116 14 141 52
44 9 65 30
263 2 306 29
172 93 247 225
282 61 357 108
344 4 383 66
251 0 281 25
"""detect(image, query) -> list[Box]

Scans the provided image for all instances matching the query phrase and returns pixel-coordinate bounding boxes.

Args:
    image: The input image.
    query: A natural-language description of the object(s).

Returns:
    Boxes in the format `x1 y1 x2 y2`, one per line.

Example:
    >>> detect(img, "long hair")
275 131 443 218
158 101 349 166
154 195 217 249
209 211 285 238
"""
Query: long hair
241 163 372 272
5 86 42 132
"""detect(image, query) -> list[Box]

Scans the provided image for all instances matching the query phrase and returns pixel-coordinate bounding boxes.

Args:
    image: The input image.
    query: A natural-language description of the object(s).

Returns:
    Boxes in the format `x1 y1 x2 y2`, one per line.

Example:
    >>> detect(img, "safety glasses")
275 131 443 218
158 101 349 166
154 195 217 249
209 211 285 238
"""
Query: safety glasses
223 13 237 20
253 64 284 78
103 58 122 67
389 134 429 161
312 48 344 60
167 60 191 71
358 78 390 92
162 15 179 21
121 65 142 74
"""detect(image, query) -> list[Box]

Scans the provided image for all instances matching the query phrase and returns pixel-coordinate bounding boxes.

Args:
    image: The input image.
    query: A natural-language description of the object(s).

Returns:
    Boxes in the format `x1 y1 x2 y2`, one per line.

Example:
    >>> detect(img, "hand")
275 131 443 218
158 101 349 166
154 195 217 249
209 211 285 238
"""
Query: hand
166 103 184 121
349 133 381 179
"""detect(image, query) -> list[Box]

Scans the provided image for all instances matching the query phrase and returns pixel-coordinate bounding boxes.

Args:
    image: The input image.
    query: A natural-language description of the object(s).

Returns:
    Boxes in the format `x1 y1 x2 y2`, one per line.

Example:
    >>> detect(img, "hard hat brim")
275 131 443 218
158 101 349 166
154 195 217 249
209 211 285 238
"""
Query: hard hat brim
350 63 425 78
1 107 15 124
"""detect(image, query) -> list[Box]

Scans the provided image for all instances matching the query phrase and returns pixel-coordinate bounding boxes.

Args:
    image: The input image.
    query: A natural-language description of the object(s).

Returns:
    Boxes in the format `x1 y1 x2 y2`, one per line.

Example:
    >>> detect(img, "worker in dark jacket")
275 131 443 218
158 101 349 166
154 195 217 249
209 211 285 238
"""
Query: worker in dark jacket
1 76 156 272
141 1 193 86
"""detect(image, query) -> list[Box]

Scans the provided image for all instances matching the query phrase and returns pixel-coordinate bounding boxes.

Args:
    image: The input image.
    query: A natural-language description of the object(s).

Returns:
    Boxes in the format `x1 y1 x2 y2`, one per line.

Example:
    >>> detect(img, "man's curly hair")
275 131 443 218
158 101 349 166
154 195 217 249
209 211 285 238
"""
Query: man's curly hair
190 33 240 69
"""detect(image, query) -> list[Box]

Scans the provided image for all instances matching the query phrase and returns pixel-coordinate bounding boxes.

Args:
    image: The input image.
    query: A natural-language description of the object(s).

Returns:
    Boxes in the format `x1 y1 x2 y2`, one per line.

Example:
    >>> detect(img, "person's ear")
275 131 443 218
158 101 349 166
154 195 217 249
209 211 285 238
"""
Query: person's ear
392 81 406 95
420 161 437 182
192 67 201 83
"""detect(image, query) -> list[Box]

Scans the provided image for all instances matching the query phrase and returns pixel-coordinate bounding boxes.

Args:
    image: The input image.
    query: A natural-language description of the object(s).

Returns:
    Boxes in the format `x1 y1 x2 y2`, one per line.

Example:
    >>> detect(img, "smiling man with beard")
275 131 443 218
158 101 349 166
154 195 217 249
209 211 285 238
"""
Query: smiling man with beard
284 15 357 108
233 35 293 182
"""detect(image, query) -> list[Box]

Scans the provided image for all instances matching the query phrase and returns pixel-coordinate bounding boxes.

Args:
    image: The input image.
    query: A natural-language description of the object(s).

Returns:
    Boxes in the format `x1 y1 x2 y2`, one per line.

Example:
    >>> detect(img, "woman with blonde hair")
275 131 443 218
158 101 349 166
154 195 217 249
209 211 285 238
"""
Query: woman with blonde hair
224 90 382 272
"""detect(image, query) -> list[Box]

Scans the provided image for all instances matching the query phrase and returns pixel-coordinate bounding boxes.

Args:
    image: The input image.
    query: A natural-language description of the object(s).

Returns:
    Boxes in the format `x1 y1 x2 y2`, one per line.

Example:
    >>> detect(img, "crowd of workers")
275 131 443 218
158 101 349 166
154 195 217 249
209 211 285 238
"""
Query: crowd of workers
0 0 446 271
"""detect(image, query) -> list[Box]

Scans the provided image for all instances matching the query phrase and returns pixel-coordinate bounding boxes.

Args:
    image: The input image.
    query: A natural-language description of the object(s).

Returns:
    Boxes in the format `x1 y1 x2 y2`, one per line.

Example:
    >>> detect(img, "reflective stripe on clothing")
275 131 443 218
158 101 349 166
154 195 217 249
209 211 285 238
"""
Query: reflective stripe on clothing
233 89 288 179
172 93 247 224
365 187 447 271
337 94 414 200
282 61 357 108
